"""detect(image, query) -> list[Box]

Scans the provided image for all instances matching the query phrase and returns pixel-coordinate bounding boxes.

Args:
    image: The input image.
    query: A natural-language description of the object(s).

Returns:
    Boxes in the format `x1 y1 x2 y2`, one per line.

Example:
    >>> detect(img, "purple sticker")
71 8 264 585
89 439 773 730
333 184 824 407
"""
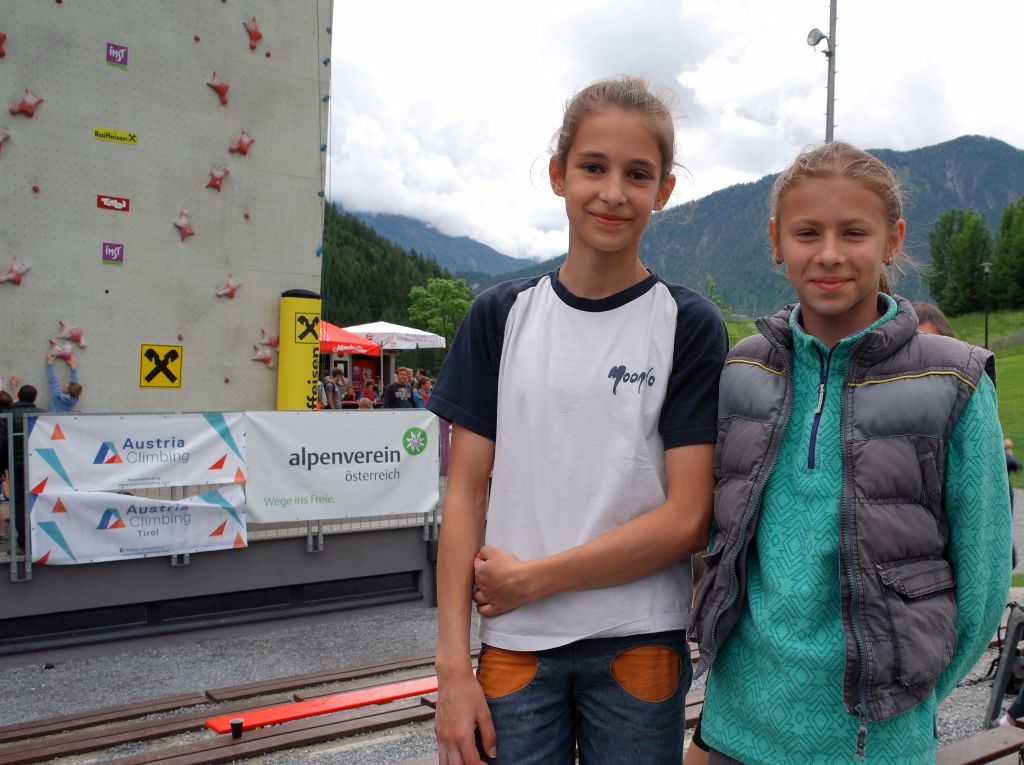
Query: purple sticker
103 242 124 264
106 43 128 68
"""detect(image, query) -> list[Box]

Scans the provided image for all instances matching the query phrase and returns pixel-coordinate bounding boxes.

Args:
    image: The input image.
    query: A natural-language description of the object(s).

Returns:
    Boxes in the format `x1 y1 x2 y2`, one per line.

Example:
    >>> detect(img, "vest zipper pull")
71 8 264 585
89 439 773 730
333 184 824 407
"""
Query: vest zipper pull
814 381 826 414
855 722 868 761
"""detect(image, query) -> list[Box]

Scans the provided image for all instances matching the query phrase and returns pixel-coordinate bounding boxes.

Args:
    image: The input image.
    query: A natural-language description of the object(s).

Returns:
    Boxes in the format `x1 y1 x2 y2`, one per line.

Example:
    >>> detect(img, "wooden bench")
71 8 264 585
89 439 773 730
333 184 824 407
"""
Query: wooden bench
935 725 1024 765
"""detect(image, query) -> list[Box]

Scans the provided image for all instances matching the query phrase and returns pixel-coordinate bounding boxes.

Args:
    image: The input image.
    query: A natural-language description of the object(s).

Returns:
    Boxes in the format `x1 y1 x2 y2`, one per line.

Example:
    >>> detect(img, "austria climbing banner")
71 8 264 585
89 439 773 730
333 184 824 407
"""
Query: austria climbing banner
29 485 247 565
245 409 439 522
27 413 246 492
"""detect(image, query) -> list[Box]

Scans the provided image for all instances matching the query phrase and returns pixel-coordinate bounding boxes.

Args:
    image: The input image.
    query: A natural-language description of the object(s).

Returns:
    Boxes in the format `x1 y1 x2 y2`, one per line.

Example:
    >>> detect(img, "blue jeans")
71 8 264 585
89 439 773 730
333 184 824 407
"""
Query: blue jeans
478 630 690 765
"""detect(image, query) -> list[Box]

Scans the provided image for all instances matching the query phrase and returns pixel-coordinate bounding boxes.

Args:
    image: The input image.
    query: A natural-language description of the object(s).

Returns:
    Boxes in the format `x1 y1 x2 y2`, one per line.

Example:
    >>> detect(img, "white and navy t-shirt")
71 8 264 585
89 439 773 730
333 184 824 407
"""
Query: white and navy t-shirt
428 270 727 651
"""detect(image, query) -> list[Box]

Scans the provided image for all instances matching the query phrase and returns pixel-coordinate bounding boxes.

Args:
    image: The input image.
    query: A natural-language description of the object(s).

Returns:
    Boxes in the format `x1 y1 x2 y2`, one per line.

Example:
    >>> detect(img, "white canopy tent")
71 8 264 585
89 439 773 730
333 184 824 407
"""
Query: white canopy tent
343 321 446 350
344 321 446 385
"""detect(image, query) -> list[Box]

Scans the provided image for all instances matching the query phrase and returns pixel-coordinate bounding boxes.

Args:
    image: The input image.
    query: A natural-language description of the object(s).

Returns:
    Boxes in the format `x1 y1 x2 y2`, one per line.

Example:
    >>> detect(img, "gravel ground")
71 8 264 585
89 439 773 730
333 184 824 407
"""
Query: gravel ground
1 489 1021 763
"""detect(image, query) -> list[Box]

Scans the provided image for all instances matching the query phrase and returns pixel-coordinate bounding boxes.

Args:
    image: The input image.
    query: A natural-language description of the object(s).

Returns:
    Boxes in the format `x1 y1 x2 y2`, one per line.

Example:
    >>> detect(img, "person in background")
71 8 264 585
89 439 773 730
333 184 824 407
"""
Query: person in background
340 385 359 409
0 384 44 553
382 367 415 408
413 376 432 408
690 141 1010 765
912 301 956 338
0 389 10 546
46 353 82 413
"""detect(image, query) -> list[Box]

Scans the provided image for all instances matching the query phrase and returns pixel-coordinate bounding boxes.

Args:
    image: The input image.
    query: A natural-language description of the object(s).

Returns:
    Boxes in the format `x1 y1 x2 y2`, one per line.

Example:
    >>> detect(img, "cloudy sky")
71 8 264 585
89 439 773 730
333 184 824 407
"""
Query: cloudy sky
327 1 1021 261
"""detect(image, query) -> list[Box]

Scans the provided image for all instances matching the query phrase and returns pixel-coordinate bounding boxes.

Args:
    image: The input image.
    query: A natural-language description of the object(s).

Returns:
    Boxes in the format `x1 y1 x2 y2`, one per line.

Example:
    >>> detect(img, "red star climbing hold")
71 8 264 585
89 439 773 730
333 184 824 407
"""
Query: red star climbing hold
206 164 230 191
0 33 7 58
243 17 263 50
0 256 30 285
174 210 195 241
228 130 254 155
9 88 43 118
206 72 229 105
216 274 242 298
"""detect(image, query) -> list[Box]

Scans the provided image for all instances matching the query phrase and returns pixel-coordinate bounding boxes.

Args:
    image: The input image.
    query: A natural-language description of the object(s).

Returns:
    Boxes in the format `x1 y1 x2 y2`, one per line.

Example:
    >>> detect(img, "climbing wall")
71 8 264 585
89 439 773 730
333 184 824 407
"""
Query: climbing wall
0 1 331 412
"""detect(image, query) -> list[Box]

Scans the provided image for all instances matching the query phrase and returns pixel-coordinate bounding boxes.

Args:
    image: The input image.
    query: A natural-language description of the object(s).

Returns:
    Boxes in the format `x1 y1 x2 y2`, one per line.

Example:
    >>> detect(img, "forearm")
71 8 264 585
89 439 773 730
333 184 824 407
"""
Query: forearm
436 427 493 678
476 444 714 608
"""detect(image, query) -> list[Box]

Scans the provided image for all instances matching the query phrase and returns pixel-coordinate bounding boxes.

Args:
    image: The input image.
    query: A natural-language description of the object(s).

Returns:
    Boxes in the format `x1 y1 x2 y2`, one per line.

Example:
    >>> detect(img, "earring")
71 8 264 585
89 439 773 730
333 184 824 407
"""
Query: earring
774 255 784 265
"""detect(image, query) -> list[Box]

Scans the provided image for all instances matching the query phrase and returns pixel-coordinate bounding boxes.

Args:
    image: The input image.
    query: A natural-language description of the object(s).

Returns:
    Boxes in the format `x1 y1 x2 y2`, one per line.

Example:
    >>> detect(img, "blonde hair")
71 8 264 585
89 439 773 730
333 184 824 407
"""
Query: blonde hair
552 75 676 181
771 142 904 294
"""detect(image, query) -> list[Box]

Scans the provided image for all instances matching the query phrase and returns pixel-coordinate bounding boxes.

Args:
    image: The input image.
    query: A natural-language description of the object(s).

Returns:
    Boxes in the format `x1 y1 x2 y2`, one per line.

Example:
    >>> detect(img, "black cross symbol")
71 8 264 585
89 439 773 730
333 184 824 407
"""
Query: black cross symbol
127 133 138 143
144 348 179 383
297 315 320 341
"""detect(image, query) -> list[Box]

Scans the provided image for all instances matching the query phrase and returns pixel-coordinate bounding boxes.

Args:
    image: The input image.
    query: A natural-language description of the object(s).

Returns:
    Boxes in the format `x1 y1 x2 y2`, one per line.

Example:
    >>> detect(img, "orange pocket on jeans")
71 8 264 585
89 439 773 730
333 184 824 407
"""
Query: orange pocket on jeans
610 645 681 702
477 646 538 698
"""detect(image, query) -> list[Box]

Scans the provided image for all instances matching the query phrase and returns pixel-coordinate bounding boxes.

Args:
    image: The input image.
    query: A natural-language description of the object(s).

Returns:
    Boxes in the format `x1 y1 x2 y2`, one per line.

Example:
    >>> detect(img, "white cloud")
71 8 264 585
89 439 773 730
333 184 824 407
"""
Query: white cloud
328 0 1024 261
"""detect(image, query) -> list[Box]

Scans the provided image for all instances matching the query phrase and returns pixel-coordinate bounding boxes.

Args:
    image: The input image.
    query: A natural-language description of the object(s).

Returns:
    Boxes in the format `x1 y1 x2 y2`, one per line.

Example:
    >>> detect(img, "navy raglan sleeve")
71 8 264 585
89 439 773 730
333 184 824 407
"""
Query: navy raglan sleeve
659 286 728 449
427 280 526 441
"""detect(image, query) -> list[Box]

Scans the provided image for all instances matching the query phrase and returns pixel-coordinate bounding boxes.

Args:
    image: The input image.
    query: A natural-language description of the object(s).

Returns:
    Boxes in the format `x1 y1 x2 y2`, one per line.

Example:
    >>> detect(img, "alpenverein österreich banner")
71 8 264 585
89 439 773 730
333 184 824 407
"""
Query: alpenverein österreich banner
27 413 246 492
29 484 247 565
245 410 439 522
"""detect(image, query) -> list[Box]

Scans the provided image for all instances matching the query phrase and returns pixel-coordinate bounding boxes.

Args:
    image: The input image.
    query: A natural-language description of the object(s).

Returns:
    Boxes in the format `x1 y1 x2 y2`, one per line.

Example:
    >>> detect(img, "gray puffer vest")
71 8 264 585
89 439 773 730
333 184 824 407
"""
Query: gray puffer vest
688 298 994 725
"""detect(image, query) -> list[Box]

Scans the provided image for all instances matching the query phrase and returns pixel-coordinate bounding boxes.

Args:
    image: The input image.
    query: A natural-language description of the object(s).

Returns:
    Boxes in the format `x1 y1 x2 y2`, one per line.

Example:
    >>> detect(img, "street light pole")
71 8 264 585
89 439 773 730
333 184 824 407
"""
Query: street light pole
982 261 993 349
807 0 838 142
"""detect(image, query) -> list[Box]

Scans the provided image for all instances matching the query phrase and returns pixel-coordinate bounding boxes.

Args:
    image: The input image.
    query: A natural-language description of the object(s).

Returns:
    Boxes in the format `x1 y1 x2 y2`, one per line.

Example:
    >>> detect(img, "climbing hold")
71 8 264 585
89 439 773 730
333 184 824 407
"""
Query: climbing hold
57 320 86 348
215 274 242 298
0 126 11 156
9 88 43 118
317 190 325 197
265 51 271 58
315 245 323 258
322 57 330 66
206 164 230 191
321 94 330 102
49 340 75 362
0 256 31 285
206 72 229 105
251 345 273 367
194 35 201 42
243 212 250 220
258 329 279 350
228 129 254 155
32 185 39 193
0 32 7 57
174 210 195 241
320 143 327 151
243 17 263 50
178 334 185 341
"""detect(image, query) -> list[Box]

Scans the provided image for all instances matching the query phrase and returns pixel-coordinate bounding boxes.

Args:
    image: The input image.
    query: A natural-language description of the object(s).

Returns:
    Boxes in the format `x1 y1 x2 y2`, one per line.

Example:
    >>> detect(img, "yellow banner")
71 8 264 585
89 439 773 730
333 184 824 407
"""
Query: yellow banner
277 292 322 410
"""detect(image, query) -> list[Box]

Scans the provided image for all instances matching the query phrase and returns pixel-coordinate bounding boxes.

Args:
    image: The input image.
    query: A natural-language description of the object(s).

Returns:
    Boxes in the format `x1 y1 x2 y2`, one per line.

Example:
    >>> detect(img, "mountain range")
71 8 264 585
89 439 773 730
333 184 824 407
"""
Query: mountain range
346 136 1024 316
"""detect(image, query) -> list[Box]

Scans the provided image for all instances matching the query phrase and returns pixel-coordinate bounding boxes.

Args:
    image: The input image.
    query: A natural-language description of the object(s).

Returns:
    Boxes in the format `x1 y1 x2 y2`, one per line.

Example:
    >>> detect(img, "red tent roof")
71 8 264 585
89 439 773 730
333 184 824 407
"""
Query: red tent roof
320 321 381 356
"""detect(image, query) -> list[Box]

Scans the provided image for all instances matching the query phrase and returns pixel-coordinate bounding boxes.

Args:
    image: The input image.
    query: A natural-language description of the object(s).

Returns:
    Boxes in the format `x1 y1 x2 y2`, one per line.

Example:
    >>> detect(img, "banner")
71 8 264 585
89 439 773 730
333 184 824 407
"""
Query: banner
30 485 247 565
27 413 246 492
246 410 439 522
276 289 322 411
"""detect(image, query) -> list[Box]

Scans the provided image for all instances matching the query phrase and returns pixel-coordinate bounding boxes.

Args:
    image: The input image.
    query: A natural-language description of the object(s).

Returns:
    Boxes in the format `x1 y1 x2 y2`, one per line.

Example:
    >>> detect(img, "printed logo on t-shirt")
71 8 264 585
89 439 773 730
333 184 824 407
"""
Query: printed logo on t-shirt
607 364 656 395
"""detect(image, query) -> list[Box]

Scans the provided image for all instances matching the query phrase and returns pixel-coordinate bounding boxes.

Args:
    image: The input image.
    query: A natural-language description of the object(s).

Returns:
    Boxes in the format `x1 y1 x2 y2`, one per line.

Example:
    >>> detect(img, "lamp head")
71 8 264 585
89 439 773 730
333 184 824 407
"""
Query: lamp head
807 28 827 47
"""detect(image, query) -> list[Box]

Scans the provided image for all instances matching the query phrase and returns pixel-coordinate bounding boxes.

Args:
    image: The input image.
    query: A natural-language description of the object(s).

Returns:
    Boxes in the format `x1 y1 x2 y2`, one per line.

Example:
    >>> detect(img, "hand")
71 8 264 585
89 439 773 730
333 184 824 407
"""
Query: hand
46 354 54 364
435 670 496 765
473 546 537 617
9 375 20 389
69 356 77 370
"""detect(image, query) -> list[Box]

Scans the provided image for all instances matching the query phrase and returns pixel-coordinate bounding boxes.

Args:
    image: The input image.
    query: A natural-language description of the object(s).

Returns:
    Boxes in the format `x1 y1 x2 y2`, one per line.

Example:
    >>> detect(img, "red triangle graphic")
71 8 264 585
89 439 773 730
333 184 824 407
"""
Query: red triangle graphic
209 520 227 537
53 497 68 513
35 550 51 565
51 424 66 440
209 455 227 470
106 455 123 464
233 533 246 549
31 478 48 495
110 519 126 529
234 467 246 483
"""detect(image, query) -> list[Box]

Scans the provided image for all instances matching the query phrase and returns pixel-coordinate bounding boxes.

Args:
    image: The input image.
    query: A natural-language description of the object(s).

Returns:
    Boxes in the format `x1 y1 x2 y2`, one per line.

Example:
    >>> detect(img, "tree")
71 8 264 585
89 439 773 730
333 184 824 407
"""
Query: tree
703 274 732 317
407 278 474 343
926 209 992 316
991 198 1024 309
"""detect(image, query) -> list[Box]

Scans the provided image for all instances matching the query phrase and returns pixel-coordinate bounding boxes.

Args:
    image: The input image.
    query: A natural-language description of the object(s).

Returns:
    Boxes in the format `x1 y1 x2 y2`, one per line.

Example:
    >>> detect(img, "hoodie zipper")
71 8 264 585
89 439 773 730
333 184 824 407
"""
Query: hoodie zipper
807 344 834 469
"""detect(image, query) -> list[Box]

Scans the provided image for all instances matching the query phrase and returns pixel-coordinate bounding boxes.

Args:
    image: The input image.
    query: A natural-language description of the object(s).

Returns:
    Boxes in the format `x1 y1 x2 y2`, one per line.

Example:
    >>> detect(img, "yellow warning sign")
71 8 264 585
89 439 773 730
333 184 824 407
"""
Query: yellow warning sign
140 344 183 388
294 313 320 344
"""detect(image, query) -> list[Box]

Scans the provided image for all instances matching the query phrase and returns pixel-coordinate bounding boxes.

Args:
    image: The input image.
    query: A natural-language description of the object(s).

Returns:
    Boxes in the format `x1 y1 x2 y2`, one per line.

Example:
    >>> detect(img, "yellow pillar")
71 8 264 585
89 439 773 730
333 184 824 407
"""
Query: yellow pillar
276 289 322 410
